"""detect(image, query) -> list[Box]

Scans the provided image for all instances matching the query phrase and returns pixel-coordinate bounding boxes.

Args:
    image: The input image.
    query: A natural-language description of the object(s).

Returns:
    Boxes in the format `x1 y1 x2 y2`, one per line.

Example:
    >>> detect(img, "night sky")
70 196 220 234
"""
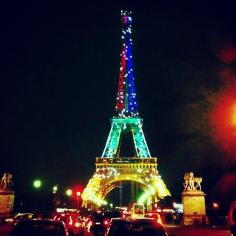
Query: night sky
2 2 236 206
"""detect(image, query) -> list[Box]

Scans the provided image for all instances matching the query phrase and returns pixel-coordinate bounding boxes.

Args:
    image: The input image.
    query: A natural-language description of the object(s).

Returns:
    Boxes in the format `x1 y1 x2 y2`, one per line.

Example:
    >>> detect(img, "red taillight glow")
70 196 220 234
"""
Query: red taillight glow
74 222 81 228
157 218 163 225
69 216 73 225
104 220 108 225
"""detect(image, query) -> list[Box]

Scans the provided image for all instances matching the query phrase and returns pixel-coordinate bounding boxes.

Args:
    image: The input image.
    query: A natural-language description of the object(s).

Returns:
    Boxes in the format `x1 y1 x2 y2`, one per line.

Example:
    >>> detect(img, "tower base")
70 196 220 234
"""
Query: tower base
182 190 207 225
82 158 170 208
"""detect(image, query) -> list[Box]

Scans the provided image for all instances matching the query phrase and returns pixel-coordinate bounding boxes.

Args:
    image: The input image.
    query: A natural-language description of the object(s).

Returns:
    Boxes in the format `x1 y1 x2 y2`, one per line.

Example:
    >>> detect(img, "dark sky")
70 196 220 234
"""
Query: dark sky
2 1 236 204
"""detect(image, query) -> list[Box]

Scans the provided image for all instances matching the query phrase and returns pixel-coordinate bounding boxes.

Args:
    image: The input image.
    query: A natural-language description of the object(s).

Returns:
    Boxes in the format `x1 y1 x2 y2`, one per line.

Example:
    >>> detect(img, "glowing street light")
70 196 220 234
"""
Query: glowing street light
52 185 58 194
66 189 73 197
212 202 220 209
33 179 42 189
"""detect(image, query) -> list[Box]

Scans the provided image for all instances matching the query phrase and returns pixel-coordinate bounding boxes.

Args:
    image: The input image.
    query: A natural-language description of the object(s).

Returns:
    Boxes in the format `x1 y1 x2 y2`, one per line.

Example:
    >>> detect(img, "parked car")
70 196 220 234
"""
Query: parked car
106 217 168 236
228 201 236 236
5 213 36 225
8 219 68 236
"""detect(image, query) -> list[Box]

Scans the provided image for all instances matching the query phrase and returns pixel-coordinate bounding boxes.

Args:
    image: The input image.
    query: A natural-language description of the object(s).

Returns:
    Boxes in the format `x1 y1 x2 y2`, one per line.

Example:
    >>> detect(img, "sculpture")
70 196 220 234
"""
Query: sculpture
1 173 13 190
183 172 202 191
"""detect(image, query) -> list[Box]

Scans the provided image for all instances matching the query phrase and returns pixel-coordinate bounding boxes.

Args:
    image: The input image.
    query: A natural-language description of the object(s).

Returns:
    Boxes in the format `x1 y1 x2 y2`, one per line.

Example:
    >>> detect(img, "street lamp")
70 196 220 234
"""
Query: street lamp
52 185 58 194
66 189 72 197
76 191 81 209
33 179 42 189
212 201 220 209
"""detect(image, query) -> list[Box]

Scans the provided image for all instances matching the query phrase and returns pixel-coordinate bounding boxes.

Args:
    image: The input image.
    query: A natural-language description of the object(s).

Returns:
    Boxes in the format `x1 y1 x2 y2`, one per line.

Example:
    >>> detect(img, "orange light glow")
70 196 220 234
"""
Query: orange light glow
232 103 236 126
209 87 236 157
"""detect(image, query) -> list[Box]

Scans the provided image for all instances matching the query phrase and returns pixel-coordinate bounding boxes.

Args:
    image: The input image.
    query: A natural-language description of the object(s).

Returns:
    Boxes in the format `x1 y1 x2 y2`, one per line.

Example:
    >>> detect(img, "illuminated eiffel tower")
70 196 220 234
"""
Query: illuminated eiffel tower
82 10 170 208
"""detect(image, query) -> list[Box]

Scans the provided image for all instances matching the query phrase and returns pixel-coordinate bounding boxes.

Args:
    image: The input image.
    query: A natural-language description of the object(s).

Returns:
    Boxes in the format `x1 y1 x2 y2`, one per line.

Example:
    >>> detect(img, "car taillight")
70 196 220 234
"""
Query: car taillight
157 218 163 224
104 220 108 225
69 216 73 225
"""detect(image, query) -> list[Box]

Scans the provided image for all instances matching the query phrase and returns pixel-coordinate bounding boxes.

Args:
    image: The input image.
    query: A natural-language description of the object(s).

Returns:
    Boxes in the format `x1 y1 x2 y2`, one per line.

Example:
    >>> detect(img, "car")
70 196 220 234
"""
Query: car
144 213 163 224
8 219 68 236
5 213 37 225
106 217 168 236
228 201 236 236
90 213 110 236
105 218 130 236
53 212 84 236
82 215 93 233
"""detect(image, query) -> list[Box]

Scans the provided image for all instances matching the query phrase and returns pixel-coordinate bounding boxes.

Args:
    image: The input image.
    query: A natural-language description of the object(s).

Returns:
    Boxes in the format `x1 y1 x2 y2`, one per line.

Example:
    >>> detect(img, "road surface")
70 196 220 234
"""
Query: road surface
0 224 232 236
165 225 231 236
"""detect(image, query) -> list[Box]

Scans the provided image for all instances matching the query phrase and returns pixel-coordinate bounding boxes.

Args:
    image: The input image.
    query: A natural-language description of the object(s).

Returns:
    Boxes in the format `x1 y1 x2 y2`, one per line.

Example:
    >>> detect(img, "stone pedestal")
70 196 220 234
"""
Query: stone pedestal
182 190 207 225
0 189 15 215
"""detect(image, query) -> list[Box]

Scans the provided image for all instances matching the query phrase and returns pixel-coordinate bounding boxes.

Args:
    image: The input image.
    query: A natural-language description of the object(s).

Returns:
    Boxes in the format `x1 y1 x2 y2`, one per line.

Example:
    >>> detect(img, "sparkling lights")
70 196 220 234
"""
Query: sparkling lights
138 177 170 204
115 10 139 118
81 10 170 208
102 118 151 158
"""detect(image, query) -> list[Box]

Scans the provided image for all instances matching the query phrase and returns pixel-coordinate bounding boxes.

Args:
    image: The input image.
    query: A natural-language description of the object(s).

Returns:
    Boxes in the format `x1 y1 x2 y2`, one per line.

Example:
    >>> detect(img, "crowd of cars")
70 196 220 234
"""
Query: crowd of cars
1 200 236 236
0 209 168 236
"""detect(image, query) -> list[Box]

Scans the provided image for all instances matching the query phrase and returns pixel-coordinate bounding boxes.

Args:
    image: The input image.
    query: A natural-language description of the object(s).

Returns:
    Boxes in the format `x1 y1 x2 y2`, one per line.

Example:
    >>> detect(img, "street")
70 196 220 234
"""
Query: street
164 225 231 236
0 224 232 236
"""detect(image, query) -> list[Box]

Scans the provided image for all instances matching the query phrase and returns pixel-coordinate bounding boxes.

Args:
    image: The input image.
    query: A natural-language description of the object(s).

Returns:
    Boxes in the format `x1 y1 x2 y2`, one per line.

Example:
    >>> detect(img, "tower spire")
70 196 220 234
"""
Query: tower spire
115 10 139 118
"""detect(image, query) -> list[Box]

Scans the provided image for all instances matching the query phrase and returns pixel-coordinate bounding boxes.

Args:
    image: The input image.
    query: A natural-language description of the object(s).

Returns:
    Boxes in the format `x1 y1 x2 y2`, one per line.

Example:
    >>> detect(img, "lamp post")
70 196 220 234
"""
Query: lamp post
76 191 81 209
52 185 58 194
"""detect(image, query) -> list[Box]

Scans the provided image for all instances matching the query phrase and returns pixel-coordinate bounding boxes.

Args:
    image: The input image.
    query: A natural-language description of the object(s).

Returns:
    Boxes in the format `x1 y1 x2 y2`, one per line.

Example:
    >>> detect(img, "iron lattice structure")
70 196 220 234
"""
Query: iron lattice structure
82 11 170 207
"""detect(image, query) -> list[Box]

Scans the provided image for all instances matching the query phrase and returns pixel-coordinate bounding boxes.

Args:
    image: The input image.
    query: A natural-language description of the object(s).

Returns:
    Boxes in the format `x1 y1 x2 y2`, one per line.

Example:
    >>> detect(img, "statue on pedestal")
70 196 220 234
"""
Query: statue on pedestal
0 173 15 215
1 173 13 190
182 172 207 225
183 172 202 191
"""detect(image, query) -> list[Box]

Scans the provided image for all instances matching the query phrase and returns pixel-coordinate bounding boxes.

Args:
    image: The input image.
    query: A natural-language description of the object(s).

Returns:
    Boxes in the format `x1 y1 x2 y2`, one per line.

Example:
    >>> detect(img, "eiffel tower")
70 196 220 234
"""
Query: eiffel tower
82 10 170 208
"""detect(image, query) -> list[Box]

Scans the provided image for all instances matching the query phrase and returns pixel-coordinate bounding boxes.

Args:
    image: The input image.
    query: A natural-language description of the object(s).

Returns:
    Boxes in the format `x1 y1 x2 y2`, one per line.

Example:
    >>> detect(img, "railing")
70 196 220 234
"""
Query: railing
96 157 157 164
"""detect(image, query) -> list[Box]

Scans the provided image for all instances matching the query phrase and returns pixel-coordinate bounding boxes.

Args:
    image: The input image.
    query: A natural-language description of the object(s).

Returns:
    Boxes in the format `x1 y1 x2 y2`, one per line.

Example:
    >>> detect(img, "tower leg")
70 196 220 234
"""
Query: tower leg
131 182 134 203
119 181 122 207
